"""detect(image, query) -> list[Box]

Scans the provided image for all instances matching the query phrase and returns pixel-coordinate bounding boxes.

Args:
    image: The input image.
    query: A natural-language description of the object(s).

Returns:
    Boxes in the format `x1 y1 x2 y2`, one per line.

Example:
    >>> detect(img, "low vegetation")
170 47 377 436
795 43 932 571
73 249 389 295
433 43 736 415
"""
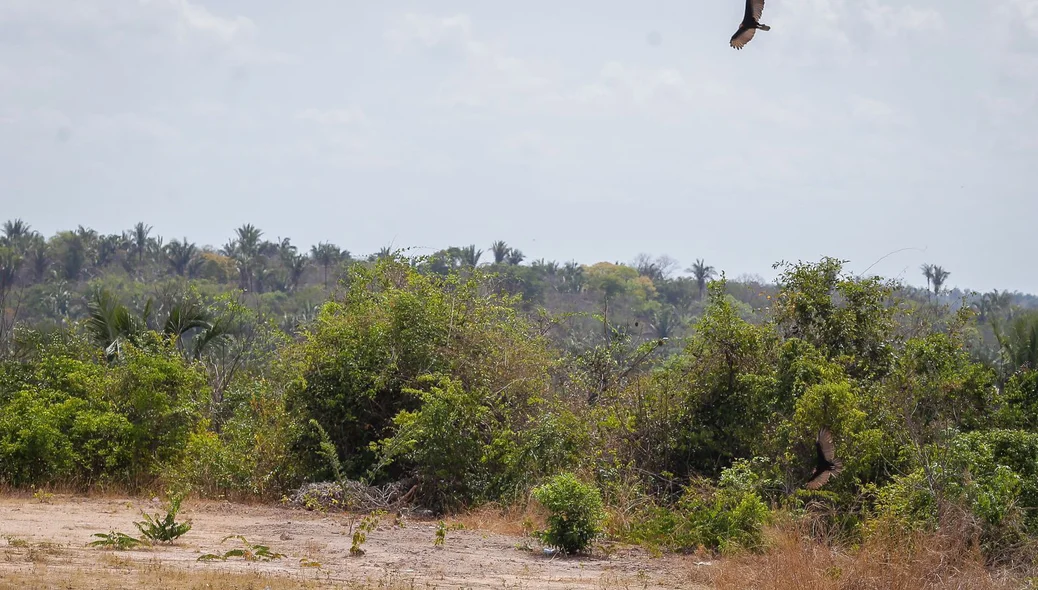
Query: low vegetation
4 219 1038 584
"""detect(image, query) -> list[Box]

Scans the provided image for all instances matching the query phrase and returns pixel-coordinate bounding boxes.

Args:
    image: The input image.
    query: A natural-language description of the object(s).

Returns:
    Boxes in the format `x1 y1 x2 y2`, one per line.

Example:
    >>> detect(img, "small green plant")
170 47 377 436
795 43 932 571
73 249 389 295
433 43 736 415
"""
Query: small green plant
433 520 464 547
88 531 145 550
532 473 606 555
349 510 385 556
198 535 285 562
5 537 29 548
32 487 54 504
134 494 192 545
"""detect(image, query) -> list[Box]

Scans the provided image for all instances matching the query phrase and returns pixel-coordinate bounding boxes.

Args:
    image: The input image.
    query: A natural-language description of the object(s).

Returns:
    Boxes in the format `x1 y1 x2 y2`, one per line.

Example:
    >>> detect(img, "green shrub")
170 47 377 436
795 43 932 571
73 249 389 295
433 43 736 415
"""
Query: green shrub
288 259 551 482
134 494 192 544
532 472 606 555
628 459 771 553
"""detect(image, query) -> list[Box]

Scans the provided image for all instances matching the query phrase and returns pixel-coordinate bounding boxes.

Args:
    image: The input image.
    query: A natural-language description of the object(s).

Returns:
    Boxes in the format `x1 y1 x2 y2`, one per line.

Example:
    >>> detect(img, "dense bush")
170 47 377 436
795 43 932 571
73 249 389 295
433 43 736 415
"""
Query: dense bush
287 258 552 482
628 459 771 553
532 472 606 554
0 331 205 487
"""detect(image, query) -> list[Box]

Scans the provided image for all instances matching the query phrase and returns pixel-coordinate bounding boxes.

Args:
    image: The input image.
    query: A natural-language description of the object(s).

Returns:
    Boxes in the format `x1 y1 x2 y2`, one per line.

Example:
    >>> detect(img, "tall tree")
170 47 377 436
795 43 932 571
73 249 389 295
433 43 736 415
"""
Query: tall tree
310 242 342 287
231 224 263 291
130 222 152 268
165 238 199 277
458 245 483 267
688 258 717 300
931 265 950 298
920 264 934 298
1 219 32 249
506 248 524 266
491 241 510 264
286 253 308 291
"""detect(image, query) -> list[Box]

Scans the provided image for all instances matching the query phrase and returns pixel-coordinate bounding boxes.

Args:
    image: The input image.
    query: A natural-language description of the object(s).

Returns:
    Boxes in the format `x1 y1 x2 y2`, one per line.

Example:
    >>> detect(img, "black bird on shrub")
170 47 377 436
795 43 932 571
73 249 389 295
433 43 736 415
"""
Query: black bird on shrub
730 0 770 50
805 426 843 490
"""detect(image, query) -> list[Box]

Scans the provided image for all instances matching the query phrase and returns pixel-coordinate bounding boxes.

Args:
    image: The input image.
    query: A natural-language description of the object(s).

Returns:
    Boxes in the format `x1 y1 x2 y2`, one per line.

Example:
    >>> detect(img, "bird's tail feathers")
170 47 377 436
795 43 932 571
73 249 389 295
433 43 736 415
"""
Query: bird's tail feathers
759 24 771 31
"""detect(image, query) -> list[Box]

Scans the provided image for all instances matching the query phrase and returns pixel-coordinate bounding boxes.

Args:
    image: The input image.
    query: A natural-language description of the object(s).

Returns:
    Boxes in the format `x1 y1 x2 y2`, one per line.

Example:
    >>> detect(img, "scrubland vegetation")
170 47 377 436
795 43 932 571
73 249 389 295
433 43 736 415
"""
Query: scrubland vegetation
3 220 1038 586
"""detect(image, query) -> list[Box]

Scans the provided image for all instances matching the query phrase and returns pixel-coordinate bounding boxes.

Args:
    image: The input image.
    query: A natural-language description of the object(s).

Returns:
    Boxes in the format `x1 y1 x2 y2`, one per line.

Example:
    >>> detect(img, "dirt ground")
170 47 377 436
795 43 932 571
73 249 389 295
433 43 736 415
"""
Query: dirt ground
0 494 712 589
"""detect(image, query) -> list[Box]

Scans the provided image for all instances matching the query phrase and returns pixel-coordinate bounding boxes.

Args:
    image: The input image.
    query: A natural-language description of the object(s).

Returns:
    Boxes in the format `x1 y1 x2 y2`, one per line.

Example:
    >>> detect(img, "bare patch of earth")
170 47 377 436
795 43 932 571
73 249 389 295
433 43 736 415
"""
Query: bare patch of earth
0 495 711 589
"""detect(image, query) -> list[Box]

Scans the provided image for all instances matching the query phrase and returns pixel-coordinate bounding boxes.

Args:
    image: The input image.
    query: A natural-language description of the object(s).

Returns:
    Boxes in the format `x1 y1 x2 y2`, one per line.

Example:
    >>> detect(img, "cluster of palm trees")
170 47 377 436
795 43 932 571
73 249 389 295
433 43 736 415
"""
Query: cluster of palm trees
0 219 359 295
920 263 951 299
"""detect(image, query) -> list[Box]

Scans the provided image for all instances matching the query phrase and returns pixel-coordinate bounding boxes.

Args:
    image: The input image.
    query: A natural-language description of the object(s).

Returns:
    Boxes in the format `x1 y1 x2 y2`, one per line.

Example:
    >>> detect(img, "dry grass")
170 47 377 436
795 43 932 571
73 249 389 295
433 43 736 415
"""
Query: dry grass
452 500 547 537
0 563 418 590
711 515 1026 590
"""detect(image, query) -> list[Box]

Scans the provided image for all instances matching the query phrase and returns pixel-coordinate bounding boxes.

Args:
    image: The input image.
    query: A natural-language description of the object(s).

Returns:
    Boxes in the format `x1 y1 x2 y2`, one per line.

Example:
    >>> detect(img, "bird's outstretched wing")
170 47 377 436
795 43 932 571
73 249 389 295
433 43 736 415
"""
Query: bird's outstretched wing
805 426 843 490
751 0 766 22
730 26 756 49
805 468 835 490
818 427 836 463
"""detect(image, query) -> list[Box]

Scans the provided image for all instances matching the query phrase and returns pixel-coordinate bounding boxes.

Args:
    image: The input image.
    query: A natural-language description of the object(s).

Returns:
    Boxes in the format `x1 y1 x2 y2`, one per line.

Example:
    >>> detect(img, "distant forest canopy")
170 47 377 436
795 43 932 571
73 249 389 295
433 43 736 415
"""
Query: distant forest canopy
1 218 1036 348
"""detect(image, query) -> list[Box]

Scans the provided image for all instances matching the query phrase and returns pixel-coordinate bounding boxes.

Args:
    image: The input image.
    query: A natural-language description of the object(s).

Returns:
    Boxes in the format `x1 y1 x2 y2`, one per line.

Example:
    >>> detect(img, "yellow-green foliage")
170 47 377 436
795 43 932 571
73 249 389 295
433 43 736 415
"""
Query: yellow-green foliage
288 258 554 485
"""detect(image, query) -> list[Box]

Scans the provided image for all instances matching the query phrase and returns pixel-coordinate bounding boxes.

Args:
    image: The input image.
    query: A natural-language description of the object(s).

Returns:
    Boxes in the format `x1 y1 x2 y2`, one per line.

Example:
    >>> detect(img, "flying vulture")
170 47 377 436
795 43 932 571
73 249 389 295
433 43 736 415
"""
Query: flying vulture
805 426 843 490
730 0 770 50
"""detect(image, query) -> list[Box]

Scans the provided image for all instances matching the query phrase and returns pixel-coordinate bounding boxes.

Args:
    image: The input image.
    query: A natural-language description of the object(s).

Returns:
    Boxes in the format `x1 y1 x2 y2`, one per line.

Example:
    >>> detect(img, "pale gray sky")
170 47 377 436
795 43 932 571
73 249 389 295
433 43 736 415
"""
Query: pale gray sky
1 0 1036 293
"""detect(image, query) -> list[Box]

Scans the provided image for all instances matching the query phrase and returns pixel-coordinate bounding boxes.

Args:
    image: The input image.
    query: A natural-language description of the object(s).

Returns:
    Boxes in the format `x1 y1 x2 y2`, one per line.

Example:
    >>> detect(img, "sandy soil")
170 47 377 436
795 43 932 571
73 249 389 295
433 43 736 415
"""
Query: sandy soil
0 495 712 589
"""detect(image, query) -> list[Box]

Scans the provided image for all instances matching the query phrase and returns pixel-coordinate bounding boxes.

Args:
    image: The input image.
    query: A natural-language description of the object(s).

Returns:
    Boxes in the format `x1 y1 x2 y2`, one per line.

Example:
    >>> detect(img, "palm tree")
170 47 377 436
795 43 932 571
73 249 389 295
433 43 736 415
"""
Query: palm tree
650 306 681 340
931 265 950 298
994 311 1038 376
688 258 716 300
55 231 87 281
310 242 341 287
559 261 585 293
2 219 32 250
130 222 152 268
27 237 48 282
984 289 1014 320
458 245 483 267
920 264 934 297
506 248 524 266
86 286 233 361
165 238 199 276
491 241 509 264
95 234 121 268
234 224 263 257
286 253 307 291
231 224 264 291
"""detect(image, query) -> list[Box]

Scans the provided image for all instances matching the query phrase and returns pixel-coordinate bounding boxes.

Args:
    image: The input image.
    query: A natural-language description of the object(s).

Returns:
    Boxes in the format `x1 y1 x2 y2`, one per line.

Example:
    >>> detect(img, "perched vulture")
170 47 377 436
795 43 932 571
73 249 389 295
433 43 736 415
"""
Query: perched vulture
730 0 770 50
805 426 843 490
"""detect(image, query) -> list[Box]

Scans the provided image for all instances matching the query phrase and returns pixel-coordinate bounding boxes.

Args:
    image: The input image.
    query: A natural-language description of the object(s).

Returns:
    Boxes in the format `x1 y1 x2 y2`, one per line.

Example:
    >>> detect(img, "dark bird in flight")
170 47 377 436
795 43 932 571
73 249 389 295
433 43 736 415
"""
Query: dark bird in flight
805 426 843 490
730 0 770 50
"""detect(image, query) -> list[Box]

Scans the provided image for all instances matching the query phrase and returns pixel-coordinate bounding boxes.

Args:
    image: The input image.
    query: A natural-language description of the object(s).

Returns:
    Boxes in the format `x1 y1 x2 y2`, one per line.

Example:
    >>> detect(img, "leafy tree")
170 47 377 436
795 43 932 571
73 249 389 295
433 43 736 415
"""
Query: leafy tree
772 257 898 378
287 258 551 481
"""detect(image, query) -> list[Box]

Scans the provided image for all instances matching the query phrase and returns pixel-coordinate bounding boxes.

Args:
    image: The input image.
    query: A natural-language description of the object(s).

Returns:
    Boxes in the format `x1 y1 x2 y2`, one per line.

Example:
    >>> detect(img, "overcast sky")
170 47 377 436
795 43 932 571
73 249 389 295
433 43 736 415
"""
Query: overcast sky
1 0 1036 293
